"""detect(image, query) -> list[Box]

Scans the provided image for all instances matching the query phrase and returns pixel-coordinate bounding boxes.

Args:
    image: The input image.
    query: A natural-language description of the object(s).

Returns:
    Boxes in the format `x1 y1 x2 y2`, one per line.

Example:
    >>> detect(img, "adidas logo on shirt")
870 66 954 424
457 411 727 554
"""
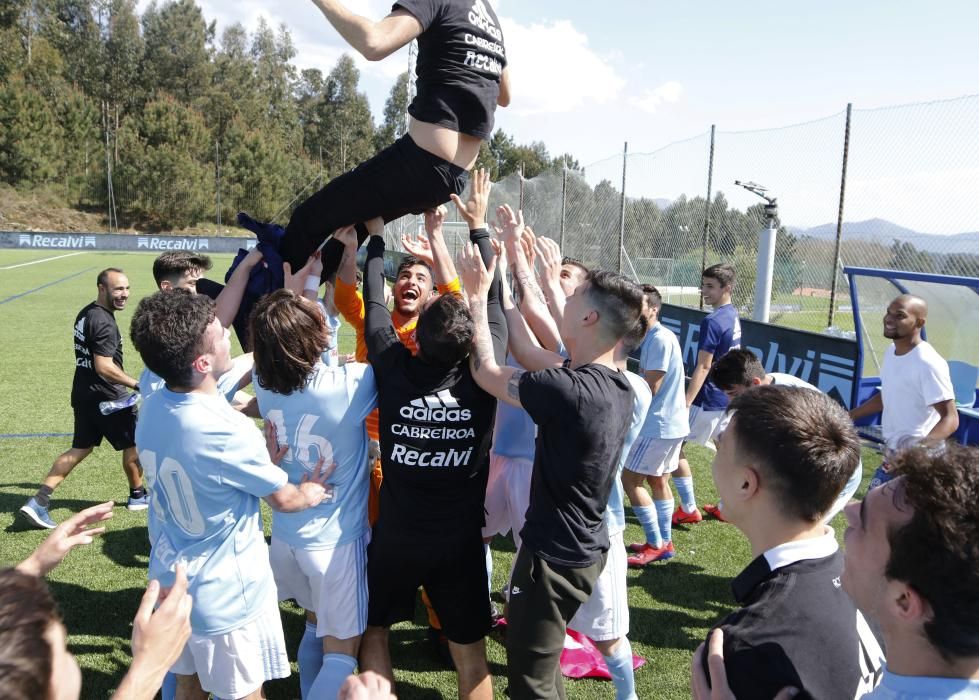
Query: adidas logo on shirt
74 318 85 342
468 0 502 41
400 390 472 422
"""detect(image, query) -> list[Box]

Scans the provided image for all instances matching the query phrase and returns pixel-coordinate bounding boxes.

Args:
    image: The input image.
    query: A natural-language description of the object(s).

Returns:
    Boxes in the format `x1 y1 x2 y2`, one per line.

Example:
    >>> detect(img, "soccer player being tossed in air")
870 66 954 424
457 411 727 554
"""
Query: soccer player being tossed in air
130 290 334 700
278 0 510 282
250 288 378 700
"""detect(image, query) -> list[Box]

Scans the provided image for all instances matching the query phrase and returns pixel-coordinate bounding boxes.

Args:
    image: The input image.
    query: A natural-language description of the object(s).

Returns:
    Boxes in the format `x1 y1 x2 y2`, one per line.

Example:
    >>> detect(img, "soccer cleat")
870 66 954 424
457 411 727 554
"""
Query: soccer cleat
627 542 675 567
628 541 647 553
703 503 727 522
127 492 150 511
672 506 703 525
20 498 57 529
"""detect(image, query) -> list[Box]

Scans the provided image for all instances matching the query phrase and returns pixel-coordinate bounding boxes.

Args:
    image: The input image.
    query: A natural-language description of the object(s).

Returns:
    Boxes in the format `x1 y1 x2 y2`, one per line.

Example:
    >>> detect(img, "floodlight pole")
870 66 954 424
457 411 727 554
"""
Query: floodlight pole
735 181 779 323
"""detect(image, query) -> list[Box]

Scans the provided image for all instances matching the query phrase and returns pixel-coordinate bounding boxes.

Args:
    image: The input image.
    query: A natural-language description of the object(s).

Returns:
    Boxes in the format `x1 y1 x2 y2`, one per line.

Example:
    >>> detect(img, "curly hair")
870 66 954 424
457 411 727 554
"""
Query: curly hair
728 385 860 522
250 289 329 395
888 443 979 660
130 289 216 387
0 569 59 700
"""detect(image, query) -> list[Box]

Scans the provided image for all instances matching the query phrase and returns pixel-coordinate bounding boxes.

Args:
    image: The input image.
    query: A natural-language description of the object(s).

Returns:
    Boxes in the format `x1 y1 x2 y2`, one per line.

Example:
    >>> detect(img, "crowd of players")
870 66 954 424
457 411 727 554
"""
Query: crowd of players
5 169 979 700
4 0 979 696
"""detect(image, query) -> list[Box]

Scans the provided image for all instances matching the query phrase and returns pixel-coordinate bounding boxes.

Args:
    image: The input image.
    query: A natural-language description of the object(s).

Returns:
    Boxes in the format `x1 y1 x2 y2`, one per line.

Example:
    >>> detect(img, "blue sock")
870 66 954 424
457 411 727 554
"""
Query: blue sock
485 542 493 594
633 504 662 548
309 652 357 700
161 672 176 700
655 498 675 544
603 638 637 700
674 477 696 513
298 622 323 699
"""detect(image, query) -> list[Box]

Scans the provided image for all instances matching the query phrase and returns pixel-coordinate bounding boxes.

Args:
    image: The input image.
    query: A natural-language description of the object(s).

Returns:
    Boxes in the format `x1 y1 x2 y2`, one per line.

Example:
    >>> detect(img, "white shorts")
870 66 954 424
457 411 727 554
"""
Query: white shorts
171 593 289 699
686 405 729 446
568 530 629 642
482 453 533 547
269 533 369 640
624 437 684 477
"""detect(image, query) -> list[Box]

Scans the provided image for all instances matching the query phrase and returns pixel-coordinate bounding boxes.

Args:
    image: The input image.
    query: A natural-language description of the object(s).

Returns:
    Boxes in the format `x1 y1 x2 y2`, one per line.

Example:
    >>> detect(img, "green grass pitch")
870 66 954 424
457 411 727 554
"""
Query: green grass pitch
0 248 881 699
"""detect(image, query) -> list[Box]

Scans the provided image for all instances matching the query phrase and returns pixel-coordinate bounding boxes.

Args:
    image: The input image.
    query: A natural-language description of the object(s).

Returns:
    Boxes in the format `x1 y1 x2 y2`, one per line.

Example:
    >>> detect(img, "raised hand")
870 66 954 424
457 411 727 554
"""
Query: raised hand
450 168 492 230
17 501 115 577
494 204 525 244
400 232 435 268
458 241 498 300
284 254 317 295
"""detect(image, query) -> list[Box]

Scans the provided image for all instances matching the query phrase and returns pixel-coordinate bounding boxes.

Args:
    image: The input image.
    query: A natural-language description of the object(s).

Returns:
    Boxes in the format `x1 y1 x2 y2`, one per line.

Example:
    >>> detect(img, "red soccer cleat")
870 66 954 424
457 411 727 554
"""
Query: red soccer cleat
627 541 676 567
703 503 727 522
672 506 703 525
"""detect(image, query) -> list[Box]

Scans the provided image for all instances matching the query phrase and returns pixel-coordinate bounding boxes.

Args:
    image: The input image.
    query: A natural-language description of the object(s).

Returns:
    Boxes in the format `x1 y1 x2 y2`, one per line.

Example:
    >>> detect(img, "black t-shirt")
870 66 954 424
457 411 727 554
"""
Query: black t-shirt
71 301 127 406
394 0 506 139
518 364 635 567
706 548 884 700
364 232 506 536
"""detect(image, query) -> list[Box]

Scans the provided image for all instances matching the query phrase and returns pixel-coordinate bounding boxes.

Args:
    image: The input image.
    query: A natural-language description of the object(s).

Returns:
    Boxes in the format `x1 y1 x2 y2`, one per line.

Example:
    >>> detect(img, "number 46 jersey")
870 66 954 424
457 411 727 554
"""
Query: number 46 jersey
136 387 290 636
253 361 378 550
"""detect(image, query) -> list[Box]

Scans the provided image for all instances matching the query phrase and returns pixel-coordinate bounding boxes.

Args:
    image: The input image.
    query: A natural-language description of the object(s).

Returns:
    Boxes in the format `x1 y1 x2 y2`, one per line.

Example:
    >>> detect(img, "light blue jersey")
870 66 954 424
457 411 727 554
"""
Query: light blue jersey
136 388 289 636
492 356 536 461
318 302 342 368
254 362 377 549
606 370 653 535
637 323 689 440
139 358 249 404
862 668 979 699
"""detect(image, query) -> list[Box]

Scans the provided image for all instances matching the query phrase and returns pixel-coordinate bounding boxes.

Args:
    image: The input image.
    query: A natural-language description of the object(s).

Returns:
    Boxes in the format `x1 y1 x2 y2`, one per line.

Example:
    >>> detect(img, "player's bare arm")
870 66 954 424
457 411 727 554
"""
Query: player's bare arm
93 353 139 391
310 1 423 61
460 242 523 408
926 399 960 441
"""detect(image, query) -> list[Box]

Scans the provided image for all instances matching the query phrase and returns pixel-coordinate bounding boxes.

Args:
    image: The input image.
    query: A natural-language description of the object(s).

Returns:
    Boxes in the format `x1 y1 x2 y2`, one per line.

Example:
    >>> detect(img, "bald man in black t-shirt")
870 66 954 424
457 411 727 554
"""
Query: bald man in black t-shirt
278 0 511 281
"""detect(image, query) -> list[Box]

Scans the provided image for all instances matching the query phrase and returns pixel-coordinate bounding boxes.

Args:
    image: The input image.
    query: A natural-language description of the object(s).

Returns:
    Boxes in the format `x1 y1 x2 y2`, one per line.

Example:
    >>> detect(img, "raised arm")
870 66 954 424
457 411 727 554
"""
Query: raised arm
535 235 570 329
214 247 264 328
353 218 402 364
499 261 563 371
459 243 523 407
310 1 423 61
402 206 460 288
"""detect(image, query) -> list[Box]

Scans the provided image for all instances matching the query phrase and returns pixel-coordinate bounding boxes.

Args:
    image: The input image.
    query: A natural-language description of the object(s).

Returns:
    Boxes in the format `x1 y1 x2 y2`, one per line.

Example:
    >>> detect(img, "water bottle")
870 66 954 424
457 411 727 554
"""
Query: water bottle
99 393 138 415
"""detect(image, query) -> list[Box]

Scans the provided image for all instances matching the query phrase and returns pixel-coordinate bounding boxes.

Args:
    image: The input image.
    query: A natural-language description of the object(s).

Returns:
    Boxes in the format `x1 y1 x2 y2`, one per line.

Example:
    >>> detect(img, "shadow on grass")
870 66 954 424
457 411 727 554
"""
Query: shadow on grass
100 526 150 569
0 485 113 533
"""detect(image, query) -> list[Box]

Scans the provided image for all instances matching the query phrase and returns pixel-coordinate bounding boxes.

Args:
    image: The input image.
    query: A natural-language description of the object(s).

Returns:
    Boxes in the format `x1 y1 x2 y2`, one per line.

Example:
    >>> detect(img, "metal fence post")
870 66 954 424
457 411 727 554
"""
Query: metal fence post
559 165 567 252
519 165 525 211
827 103 853 328
618 141 628 274
215 140 221 226
700 125 716 309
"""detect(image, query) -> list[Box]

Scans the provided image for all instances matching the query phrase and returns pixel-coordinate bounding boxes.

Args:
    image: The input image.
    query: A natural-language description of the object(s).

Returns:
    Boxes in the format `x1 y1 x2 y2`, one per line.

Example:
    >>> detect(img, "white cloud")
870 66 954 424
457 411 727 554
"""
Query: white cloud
499 17 625 116
628 81 684 115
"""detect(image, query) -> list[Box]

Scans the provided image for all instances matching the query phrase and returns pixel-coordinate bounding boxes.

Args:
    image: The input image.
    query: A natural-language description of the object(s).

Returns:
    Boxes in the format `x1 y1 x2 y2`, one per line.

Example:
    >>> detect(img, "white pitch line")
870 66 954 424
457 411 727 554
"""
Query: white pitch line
0 252 86 270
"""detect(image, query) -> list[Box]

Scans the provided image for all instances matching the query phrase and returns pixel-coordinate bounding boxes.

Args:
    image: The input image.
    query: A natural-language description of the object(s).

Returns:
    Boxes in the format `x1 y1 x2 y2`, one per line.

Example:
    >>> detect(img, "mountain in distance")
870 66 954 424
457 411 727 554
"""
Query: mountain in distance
788 218 979 255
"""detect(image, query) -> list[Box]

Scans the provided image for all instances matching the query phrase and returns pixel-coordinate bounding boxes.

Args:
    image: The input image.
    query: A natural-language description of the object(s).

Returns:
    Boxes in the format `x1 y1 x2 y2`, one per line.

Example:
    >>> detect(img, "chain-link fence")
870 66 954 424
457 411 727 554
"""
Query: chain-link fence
385 94 979 337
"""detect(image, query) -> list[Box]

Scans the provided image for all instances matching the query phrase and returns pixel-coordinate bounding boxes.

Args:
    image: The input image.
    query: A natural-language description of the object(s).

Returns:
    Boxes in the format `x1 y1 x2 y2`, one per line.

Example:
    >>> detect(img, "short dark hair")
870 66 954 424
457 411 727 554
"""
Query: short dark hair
562 257 589 275
97 267 124 288
888 444 979 660
0 568 59 700
583 270 645 344
152 251 213 286
621 313 649 354
396 255 433 280
250 290 329 395
703 263 735 288
711 348 766 390
728 385 859 522
641 283 662 309
130 290 216 387
416 294 474 368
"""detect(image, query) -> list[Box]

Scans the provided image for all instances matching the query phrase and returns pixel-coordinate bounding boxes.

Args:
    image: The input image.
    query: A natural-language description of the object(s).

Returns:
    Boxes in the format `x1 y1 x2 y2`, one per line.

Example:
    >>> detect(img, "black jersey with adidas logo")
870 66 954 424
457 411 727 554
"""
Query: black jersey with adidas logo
70 301 127 406
363 233 506 535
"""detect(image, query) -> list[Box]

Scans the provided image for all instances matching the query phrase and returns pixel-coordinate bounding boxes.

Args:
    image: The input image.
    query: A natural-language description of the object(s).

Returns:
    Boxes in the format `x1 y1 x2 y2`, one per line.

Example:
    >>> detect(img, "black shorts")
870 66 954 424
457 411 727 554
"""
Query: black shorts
281 134 470 277
367 523 490 645
71 403 137 450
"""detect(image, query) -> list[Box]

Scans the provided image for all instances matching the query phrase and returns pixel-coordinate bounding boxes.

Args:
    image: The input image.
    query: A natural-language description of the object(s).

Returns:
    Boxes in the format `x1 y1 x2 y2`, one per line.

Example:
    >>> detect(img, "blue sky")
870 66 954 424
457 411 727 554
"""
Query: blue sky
137 0 979 232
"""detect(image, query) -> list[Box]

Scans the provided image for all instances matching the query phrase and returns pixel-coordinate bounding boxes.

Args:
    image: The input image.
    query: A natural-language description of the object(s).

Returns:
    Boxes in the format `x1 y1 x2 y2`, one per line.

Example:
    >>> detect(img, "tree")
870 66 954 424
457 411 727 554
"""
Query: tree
890 240 936 273
250 18 299 140
312 54 374 177
374 71 409 151
0 76 64 184
140 0 213 103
